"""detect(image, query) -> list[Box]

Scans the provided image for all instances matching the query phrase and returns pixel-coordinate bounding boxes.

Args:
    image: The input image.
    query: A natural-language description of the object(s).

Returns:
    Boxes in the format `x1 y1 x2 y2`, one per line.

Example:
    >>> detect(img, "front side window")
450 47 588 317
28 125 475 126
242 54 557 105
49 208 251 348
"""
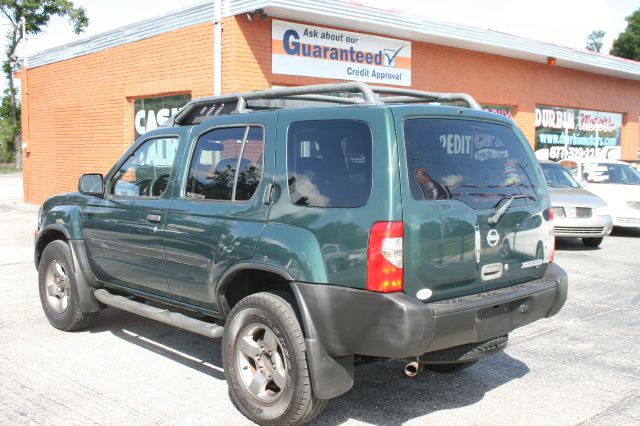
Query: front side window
185 126 264 201
111 137 179 198
287 120 372 208
404 119 537 210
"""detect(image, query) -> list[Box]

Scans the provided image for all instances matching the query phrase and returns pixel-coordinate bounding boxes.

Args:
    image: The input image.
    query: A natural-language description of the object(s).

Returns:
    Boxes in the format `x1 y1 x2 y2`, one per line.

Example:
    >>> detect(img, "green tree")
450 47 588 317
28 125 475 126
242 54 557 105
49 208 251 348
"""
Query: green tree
610 9 640 60
0 0 88 168
585 30 605 53
0 90 19 162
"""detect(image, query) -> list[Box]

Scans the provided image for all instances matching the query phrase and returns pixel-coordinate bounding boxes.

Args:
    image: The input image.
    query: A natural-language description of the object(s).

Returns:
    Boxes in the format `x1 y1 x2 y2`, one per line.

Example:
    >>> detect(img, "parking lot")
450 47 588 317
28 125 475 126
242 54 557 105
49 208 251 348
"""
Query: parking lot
1 172 638 425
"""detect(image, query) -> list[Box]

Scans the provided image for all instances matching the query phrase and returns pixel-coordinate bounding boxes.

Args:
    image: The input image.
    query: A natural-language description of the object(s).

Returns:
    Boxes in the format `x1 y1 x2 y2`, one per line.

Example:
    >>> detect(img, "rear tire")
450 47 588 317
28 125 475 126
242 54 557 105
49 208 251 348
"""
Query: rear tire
423 361 477 373
582 237 603 247
38 240 99 331
222 292 328 425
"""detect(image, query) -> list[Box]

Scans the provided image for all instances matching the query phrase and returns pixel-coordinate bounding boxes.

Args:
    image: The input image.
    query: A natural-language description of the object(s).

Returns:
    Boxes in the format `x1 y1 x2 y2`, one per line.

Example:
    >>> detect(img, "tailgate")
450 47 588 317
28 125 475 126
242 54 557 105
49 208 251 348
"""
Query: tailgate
398 115 552 302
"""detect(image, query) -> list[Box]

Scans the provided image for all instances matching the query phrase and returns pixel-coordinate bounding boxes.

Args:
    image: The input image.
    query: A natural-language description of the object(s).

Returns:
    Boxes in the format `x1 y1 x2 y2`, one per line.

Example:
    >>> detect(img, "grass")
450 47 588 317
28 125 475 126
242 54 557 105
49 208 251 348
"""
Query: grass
0 163 20 174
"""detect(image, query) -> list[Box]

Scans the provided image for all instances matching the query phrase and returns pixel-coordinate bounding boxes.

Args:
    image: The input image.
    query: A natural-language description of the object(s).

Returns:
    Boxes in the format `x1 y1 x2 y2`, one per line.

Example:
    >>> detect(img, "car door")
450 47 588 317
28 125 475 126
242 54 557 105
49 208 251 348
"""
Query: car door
82 131 185 296
162 113 276 311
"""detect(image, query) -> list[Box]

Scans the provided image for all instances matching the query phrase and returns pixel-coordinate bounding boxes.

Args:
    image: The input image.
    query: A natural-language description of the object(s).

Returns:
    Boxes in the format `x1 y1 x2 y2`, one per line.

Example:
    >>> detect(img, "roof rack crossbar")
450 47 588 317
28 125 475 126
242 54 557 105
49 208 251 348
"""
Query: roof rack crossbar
371 87 481 110
234 82 377 113
281 94 360 104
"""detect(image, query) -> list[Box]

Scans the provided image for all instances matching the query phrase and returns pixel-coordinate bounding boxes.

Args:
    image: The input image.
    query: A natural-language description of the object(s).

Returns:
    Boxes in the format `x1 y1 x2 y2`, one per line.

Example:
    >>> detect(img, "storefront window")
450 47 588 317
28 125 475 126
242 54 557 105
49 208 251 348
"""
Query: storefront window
534 105 622 161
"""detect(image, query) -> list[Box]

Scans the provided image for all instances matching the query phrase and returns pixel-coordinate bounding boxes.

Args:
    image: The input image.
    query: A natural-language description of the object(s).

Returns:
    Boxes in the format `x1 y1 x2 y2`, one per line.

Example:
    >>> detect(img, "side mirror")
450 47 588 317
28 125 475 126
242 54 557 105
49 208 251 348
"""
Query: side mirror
78 174 104 196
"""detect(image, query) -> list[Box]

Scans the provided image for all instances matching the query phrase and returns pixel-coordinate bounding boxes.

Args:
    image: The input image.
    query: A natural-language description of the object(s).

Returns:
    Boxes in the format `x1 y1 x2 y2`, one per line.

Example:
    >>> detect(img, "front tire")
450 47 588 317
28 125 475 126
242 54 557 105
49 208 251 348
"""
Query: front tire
582 237 603 247
222 292 327 425
38 240 99 331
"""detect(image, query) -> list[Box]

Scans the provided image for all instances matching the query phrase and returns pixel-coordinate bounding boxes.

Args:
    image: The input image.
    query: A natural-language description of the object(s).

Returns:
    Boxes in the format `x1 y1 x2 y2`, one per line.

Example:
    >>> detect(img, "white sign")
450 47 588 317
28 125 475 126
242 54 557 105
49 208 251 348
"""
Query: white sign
272 20 411 86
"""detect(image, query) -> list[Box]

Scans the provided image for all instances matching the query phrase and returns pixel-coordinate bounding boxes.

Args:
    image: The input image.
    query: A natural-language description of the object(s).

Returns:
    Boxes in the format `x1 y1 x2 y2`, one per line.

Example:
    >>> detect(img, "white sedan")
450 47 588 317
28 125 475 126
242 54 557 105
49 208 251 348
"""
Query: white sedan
558 158 640 228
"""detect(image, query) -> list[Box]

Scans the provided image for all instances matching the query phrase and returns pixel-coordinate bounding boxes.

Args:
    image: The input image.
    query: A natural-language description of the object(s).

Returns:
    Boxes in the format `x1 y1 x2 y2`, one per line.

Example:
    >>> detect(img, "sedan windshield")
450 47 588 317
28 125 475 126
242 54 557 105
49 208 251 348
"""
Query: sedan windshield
540 163 579 188
583 163 640 185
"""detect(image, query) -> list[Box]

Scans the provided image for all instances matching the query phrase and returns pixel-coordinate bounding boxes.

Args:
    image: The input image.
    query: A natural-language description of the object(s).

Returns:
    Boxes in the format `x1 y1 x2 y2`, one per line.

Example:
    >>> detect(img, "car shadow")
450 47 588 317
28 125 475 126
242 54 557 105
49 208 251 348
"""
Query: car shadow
311 352 528 425
87 307 529 424
555 238 601 251
610 227 640 238
88 307 226 380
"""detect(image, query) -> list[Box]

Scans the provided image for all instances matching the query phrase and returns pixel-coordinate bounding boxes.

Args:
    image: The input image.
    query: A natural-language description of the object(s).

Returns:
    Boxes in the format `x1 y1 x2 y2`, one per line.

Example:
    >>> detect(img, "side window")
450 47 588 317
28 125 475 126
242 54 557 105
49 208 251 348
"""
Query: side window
185 126 264 201
287 120 372 208
111 137 179 198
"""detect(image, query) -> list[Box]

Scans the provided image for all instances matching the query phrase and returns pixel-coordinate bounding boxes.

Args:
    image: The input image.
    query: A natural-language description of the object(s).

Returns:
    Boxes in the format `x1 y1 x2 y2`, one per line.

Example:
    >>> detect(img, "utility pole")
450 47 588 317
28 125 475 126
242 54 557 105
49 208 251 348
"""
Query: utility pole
20 17 27 154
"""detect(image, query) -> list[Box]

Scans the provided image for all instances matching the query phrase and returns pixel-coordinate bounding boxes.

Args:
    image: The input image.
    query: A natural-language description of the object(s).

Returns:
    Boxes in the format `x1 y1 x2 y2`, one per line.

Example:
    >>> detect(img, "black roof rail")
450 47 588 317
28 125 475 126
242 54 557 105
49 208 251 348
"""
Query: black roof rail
170 82 480 126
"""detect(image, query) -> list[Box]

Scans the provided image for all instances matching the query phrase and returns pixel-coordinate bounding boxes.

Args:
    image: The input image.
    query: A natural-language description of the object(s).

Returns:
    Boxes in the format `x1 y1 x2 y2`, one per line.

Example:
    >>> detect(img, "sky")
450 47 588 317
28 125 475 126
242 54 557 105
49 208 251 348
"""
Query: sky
1 0 638 91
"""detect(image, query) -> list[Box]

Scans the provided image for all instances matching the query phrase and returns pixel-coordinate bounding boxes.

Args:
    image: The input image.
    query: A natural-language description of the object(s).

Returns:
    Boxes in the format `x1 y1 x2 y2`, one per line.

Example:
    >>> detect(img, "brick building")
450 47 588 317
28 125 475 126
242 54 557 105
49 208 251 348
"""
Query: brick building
19 0 640 204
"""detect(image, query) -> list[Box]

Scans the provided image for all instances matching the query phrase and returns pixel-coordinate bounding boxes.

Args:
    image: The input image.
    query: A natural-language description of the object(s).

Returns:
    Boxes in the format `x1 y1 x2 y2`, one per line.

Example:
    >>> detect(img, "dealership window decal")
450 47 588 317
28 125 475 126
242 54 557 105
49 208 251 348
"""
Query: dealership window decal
134 94 191 140
534 105 622 161
272 20 411 86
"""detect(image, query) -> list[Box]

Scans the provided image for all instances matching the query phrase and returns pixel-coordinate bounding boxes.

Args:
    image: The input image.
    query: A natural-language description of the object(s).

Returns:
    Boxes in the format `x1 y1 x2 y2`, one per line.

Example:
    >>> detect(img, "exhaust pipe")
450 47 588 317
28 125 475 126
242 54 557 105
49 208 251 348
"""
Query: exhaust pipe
404 361 420 378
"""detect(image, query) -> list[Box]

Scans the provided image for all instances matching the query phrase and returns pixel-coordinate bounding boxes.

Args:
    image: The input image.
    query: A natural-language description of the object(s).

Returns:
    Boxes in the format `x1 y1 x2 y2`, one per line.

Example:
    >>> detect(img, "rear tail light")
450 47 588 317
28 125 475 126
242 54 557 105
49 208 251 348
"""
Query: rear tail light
547 208 555 263
367 221 403 293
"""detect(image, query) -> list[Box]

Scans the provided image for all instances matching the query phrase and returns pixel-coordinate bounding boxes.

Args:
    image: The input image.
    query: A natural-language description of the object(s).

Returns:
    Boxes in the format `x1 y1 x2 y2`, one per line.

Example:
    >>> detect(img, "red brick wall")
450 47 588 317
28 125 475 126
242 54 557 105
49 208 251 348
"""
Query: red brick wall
21 16 640 204
22 23 215 204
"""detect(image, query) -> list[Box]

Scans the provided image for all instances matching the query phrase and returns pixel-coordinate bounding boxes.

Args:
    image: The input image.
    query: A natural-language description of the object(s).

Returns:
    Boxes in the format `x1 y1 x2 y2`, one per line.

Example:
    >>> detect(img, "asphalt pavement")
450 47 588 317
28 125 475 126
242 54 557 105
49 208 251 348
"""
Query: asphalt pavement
0 172 638 425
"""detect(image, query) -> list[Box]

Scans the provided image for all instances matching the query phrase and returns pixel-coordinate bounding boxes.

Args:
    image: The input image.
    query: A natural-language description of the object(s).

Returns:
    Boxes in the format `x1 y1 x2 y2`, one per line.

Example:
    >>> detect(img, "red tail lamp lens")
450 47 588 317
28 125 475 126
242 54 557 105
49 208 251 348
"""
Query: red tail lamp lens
367 221 404 293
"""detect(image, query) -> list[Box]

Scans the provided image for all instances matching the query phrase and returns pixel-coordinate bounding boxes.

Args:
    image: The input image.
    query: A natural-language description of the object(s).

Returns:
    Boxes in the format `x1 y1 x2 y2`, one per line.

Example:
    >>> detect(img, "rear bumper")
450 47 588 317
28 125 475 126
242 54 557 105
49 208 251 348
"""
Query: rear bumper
291 263 567 359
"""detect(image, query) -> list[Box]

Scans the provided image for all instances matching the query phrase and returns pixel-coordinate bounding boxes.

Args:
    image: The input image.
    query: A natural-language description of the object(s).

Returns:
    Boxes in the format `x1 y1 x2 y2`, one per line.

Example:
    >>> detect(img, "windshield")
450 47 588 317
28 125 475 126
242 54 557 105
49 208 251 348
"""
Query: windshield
582 162 640 185
540 162 580 188
404 119 538 210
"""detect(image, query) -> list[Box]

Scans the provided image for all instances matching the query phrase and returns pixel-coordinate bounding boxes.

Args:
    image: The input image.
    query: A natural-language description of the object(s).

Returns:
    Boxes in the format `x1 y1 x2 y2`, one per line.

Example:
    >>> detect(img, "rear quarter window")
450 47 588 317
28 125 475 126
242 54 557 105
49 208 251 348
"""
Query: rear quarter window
404 119 538 210
287 120 372 208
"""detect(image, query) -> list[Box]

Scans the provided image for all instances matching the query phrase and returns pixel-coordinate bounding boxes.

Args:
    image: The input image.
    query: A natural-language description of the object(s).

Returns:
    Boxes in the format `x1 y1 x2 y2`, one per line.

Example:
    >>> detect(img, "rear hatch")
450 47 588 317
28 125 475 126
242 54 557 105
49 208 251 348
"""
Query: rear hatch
395 110 552 302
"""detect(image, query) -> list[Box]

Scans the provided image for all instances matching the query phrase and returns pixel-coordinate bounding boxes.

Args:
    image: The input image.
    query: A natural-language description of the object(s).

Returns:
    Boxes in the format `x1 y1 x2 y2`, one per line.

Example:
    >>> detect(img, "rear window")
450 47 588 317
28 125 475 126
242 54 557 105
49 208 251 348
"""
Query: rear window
404 119 537 210
287 120 372 208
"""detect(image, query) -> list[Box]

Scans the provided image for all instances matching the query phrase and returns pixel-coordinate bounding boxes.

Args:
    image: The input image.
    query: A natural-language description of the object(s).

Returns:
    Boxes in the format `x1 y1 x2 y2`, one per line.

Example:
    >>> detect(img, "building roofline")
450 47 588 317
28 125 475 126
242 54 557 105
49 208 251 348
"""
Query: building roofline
28 2 215 68
28 0 640 82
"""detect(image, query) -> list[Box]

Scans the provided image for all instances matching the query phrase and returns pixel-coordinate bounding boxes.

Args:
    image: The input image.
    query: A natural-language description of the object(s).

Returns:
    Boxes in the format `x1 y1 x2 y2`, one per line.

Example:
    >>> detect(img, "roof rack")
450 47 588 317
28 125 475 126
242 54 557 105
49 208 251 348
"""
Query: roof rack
171 82 481 126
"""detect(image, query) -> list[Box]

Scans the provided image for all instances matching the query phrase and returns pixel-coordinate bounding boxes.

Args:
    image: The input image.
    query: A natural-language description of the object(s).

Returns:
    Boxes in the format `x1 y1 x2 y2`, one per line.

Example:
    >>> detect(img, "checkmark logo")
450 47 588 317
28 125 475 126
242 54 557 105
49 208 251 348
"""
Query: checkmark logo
384 46 404 67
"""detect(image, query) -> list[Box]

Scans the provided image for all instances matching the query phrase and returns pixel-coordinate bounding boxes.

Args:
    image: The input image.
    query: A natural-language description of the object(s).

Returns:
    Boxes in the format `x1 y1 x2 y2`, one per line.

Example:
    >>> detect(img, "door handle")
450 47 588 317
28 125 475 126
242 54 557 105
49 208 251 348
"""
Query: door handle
146 214 162 224
263 183 276 205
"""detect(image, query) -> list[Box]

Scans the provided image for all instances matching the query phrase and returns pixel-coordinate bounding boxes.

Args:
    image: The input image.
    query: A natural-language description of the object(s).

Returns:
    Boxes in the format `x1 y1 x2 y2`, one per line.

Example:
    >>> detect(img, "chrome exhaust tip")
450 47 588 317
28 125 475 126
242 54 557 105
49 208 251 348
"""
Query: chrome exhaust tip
405 361 419 378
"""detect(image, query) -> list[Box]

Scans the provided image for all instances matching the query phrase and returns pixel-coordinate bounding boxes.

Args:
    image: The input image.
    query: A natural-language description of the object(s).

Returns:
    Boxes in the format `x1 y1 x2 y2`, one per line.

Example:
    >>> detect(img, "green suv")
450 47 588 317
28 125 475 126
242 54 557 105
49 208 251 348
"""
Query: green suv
35 83 567 425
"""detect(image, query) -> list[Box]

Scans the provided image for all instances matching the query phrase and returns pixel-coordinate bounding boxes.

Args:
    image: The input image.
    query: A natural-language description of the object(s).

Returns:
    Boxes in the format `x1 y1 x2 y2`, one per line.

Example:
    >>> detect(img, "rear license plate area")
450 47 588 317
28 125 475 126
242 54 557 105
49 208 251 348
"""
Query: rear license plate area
477 303 515 341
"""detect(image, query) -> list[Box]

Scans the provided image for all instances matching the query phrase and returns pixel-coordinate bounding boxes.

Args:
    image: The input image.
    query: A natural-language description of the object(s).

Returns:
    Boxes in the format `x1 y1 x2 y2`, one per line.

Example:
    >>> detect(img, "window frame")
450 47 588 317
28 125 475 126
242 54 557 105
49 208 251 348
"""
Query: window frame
182 123 266 204
107 134 181 200
285 119 374 209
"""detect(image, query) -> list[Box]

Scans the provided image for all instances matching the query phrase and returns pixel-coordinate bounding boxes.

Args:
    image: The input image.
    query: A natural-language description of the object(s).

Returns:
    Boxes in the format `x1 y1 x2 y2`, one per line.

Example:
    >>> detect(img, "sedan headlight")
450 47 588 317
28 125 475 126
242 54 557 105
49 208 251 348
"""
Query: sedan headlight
595 205 611 216
627 201 640 210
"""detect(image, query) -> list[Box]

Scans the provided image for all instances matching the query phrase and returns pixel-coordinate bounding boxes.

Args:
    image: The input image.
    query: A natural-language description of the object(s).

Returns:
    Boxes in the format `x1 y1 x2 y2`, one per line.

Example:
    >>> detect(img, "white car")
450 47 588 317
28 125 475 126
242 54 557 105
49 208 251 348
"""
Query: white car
558 158 640 228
